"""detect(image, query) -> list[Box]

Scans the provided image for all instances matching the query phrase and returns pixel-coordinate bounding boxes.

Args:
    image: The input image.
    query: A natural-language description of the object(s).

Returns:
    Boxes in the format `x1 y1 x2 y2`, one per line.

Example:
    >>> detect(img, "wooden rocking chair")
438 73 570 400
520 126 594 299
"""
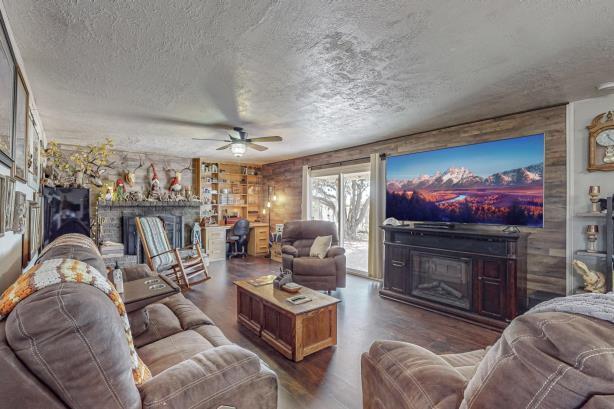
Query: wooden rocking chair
135 216 210 290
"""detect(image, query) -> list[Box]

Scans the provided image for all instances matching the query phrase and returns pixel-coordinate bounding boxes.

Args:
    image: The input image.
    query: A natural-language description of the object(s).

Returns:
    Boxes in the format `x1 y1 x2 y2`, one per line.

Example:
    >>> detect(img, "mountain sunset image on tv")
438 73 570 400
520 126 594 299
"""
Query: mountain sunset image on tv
386 134 544 227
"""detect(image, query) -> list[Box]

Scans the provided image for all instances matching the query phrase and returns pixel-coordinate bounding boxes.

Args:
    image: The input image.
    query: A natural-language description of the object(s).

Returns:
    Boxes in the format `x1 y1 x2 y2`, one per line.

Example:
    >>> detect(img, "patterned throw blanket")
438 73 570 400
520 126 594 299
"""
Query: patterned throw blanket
0 258 151 385
528 292 614 324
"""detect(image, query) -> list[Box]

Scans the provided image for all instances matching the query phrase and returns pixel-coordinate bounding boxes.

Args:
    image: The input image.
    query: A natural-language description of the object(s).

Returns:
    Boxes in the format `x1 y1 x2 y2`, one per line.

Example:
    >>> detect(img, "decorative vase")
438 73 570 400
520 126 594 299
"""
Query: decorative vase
589 185 601 213
585 225 599 253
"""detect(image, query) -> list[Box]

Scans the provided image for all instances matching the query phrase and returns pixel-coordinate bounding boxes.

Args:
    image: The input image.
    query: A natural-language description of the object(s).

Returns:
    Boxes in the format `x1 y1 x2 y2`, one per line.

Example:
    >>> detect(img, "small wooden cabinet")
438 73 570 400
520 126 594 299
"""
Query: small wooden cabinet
202 226 228 262
380 226 528 330
248 224 269 256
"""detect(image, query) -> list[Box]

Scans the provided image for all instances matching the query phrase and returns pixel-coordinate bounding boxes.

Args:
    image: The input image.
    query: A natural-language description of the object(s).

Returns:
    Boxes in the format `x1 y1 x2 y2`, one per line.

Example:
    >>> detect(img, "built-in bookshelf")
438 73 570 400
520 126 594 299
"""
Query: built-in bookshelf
192 159 264 226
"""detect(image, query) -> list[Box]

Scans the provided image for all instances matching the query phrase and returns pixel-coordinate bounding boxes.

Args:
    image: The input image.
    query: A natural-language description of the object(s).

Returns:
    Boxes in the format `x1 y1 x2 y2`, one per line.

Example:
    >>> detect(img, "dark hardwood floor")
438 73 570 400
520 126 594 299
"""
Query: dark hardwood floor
185 257 501 409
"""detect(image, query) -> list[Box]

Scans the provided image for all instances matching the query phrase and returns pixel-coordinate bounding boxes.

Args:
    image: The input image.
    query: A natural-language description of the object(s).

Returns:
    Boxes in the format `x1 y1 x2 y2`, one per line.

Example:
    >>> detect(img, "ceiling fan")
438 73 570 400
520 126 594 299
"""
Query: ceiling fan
192 127 282 157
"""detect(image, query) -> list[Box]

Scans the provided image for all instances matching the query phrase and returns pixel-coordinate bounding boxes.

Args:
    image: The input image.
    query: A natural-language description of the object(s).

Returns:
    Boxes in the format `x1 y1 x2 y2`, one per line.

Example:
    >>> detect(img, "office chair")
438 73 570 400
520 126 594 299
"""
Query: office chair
227 219 250 259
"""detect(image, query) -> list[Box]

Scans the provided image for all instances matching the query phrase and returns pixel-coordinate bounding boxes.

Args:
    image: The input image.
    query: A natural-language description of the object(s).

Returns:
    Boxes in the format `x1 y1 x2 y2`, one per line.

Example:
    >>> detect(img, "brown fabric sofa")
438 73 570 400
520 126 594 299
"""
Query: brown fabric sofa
0 234 278 409
361 311 614 408
281 220 346 291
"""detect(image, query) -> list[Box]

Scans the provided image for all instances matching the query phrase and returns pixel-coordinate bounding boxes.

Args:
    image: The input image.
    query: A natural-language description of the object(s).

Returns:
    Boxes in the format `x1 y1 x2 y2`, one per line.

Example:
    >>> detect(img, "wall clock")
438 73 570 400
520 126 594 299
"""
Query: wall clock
588 111 614 171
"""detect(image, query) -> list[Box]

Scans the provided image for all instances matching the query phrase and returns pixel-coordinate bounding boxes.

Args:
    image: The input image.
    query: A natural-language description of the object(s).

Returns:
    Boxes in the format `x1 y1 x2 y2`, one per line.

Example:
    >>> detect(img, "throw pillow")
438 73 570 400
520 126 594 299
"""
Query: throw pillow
310 235 332 259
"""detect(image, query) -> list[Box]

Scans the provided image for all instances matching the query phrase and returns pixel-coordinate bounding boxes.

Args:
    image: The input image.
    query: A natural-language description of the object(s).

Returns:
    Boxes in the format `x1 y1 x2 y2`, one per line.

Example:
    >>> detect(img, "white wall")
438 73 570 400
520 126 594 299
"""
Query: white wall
0 1 46 291
567 93 614 294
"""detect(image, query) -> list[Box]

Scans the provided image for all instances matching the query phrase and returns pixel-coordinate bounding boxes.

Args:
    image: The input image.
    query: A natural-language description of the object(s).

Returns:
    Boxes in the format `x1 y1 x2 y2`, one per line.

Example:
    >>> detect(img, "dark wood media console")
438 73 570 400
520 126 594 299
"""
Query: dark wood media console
380 226 528 330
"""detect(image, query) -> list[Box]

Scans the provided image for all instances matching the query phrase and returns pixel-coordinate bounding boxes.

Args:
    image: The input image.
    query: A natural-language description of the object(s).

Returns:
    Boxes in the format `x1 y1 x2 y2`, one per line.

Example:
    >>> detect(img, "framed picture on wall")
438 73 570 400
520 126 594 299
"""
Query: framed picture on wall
0 10 15 168
28 200 41 260
13 68 28 181
12 190 26 233
0 175 16 233
21 200 30 267
0 175 5 236
28 111 40 190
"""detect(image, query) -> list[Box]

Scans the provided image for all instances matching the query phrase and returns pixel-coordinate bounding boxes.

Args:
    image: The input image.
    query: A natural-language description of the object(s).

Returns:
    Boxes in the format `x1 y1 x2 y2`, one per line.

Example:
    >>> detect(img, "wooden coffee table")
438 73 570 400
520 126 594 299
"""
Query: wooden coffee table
234 279 340 362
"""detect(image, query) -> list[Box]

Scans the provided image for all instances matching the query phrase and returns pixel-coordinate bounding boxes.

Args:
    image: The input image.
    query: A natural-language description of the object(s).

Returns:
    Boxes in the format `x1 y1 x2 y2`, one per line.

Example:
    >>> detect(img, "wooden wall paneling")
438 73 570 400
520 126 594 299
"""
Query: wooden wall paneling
262 106 567 296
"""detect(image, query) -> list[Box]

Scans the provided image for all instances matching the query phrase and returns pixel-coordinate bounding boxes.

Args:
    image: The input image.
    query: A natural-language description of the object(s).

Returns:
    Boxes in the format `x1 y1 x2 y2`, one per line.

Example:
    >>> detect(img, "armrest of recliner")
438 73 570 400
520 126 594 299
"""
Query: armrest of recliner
139 345 278 409
281 245 298 256
326 246 345 258
361 340 466 409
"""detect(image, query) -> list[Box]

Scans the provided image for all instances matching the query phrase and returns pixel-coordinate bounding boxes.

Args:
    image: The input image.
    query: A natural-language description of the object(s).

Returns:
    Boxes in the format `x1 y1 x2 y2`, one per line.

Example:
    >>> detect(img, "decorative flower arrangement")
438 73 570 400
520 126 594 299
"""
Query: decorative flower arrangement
43 139 115 188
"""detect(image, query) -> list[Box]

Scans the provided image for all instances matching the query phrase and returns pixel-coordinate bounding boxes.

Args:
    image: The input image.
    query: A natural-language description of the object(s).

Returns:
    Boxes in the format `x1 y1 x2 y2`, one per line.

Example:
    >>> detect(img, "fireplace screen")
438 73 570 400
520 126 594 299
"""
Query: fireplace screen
410 251 472 310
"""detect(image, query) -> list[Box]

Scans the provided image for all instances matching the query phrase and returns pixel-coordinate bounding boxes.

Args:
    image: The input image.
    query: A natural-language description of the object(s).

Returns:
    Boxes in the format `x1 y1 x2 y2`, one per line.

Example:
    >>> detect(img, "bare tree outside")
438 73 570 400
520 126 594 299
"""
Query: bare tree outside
310 175 338 223
343 173 370 241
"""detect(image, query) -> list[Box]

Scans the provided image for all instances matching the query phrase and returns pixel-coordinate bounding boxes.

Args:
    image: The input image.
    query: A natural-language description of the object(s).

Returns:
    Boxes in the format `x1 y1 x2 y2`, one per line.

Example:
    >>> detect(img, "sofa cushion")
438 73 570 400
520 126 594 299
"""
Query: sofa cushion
133 303 183 348
138 345 278 409
159 293 215 329
138 330 215 375
293 257 337 276
5 283 141 409
192 324 234 348
127 308 149 338
440 349 487 380
310 235 332 259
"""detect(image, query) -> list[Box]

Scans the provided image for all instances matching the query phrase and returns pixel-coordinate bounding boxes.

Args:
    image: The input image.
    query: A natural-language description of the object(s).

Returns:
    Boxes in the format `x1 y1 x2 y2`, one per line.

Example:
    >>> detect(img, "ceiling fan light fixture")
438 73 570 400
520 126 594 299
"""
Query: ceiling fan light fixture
230 142 246 157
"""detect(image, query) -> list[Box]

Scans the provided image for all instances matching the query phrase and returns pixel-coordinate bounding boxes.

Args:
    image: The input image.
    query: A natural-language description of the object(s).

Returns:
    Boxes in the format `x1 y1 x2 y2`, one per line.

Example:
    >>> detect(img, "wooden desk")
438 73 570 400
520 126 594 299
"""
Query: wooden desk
234 279 340 361
202 222 269 261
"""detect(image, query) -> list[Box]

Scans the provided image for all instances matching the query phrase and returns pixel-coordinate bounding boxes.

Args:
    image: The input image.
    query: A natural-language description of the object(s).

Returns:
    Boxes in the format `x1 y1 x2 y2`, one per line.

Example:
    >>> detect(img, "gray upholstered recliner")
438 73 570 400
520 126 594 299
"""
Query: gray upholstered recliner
281 220 346 291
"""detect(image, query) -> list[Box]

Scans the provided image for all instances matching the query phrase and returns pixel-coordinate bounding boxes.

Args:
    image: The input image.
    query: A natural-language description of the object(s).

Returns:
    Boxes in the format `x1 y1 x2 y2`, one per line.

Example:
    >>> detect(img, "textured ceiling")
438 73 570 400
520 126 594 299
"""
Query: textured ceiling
3 0 614 163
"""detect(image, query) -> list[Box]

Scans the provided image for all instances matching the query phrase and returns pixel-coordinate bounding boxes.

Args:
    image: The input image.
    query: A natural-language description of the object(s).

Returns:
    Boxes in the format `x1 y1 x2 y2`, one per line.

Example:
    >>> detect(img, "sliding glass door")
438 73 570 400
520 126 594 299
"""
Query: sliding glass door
310 174 340 227
309 164 370 274
342 171 370 273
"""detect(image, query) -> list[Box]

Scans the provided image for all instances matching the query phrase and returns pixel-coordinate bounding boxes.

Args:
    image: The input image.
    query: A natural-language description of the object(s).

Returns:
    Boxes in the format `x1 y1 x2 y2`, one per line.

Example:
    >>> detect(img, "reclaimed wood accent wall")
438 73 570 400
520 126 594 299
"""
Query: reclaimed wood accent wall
261 106 567 296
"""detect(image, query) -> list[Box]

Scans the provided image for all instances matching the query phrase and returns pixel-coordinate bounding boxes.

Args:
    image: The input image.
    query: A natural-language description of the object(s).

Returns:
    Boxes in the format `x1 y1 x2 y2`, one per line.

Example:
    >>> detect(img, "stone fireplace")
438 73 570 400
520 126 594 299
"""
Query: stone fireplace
97 201 201 263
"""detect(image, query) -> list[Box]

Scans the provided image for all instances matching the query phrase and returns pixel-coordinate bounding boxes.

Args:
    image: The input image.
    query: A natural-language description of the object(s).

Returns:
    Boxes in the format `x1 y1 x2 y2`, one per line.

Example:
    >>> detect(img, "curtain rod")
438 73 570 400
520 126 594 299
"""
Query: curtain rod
308 156 371 171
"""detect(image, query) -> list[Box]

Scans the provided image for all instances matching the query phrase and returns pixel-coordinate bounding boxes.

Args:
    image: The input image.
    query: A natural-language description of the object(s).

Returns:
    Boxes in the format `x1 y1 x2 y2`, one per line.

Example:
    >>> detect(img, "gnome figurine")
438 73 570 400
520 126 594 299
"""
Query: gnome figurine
114 178 126 201
149 164 161 199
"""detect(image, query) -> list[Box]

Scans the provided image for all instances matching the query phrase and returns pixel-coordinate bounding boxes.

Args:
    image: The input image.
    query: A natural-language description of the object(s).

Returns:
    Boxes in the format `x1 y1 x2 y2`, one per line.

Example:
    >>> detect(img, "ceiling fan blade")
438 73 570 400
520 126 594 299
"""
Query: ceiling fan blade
245 142 268 152
246 136 282 143
216 143 233 151
192 138 233 142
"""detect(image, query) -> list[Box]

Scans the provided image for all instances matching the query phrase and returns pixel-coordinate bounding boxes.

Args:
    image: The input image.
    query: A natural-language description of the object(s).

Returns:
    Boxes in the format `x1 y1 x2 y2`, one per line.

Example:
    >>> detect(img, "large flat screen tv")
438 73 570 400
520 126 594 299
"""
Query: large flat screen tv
386 133 544 227
43 186 91 246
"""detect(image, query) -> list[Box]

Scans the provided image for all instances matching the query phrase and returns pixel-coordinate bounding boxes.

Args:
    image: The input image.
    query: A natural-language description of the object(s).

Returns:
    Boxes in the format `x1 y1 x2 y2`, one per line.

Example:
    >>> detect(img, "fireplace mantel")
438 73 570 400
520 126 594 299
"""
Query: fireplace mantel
97 201 202 209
